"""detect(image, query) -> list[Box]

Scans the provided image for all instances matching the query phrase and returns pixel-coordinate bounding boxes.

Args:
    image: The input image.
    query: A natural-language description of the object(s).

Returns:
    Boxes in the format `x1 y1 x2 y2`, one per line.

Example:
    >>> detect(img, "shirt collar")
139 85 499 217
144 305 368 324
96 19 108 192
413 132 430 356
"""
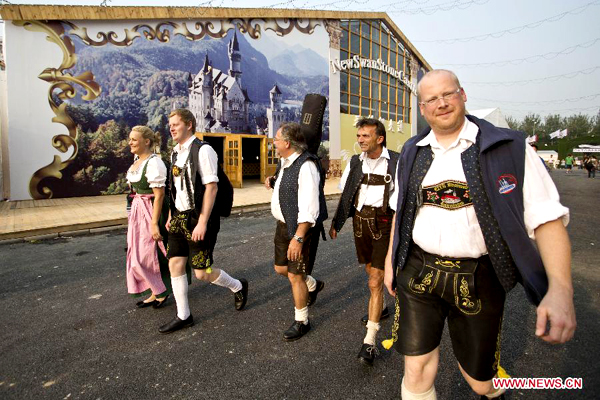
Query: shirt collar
416 118 478 150
359 146 390 161
281 151 301 167
175 135 196 153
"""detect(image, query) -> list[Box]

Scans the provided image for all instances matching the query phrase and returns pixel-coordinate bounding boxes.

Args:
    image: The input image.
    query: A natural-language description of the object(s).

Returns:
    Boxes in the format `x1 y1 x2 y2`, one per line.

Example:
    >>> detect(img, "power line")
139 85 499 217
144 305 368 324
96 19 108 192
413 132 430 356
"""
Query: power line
378 0 491 15
469 93 600 106
435 37 600 68
413 0 600 44
471 104 600 114
463 65 600 86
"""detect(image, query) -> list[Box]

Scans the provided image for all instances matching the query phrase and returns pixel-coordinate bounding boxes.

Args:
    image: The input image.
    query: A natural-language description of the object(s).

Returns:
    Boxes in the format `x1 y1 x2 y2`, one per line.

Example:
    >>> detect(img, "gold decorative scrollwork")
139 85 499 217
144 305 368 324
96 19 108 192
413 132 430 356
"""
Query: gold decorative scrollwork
14 20 101 199
19 17 322 198
66 18 322 47
435 258 461 269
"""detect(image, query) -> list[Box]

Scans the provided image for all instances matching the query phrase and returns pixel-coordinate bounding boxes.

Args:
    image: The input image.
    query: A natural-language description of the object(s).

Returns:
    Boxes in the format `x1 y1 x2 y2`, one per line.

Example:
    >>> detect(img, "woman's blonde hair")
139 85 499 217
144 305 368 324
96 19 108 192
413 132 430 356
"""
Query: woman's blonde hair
131 125 161 154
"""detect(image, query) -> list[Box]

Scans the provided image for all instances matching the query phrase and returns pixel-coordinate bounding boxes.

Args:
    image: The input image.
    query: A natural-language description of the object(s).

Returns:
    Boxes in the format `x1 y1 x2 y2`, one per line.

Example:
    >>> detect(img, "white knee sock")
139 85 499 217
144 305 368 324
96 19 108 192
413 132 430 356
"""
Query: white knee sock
305 275 317 292
212 270 242 292
171 274 190 320
294 306 309 324
364 320 380 345
401 378 437 400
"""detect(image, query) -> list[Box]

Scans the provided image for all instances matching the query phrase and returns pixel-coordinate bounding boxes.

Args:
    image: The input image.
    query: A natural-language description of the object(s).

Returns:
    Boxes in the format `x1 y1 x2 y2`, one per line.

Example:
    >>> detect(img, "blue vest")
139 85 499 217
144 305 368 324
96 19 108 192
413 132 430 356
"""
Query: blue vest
392 115 548 305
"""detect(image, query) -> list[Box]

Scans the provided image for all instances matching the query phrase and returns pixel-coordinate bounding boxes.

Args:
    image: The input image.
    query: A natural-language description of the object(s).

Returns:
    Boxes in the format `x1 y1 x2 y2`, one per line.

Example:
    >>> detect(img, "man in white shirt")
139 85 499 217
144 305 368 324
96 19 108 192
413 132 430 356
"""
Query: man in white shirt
158 109 248 334
267 122 326 341
330 118 399 365
384 70 576 399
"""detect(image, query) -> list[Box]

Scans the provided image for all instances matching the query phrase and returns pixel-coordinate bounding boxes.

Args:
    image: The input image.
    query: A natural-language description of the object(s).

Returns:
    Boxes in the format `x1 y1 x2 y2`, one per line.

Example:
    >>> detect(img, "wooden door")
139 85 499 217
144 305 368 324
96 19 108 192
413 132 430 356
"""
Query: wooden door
224 135 242 188
263 137 278 180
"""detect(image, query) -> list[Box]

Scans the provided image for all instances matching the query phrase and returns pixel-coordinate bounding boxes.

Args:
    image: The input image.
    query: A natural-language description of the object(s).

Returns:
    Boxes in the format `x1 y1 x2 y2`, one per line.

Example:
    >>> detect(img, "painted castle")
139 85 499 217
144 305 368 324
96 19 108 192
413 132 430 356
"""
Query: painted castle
188 31 283 136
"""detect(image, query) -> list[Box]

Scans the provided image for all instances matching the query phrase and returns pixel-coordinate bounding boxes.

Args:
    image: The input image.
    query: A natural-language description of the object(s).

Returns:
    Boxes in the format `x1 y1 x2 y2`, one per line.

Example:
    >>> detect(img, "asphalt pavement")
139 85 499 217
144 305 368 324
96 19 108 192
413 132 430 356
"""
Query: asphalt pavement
1 168 598 399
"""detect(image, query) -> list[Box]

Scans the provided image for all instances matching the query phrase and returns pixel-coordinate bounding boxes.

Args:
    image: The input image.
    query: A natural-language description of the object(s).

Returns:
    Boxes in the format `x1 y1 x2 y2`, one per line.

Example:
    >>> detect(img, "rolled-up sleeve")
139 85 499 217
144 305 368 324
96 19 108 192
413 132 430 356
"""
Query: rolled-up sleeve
523 144 569 238
145 157 167 188
297 160 320 225
198 145 219 185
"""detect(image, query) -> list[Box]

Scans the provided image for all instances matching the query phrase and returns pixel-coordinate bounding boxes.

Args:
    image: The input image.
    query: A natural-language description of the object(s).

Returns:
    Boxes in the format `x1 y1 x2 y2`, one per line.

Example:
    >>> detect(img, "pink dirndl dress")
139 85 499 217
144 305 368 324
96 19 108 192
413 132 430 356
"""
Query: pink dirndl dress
126 155 169 297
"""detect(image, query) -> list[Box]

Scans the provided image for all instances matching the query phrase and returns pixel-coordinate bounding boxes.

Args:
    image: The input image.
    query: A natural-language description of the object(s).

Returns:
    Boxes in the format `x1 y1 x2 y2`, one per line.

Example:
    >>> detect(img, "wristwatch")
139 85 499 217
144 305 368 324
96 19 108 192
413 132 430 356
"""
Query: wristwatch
293 235 304 243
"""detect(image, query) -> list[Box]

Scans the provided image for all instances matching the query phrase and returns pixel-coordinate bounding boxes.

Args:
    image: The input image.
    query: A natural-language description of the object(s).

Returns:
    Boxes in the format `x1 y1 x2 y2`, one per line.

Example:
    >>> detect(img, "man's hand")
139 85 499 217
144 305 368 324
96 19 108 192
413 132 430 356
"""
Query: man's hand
264 176 273 189
329 225 338 240
287 239 303 262
384 256 396 297
191 220 207 242
165 215 171 231
535 287 576 344
151 223 163 241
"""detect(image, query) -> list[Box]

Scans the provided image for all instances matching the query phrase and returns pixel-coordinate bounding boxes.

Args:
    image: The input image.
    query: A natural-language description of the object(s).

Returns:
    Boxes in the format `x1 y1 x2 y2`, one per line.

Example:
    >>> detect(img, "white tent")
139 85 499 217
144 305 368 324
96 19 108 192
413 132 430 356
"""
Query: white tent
468 108 510 129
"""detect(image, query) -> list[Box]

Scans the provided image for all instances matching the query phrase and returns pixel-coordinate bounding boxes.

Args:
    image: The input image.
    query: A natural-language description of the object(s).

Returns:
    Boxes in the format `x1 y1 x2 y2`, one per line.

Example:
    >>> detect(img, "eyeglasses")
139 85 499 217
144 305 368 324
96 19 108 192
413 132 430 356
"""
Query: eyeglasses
419 88 462 107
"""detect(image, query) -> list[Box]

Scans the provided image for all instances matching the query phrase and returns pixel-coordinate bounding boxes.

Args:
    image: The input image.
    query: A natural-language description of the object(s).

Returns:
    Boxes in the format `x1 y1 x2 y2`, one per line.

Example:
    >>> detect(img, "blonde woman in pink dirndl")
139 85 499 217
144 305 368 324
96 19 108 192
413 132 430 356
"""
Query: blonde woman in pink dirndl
126 126 171 309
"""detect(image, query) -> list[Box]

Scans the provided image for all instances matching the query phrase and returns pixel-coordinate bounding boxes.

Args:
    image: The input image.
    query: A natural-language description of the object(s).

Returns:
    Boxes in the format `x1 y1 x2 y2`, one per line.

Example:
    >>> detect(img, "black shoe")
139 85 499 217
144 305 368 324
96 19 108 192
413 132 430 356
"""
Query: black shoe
361 306 390 325
234 278 248 311
158 315 194 334
357 343 380 366
306 280 325 307
136 299 157 308
283 320 311 341
152 294 169 309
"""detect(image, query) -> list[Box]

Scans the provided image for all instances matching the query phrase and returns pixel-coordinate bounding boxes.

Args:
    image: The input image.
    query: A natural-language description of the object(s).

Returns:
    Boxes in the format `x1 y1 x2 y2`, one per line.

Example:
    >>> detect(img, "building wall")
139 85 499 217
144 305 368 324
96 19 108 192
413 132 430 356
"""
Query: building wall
1 12 427 200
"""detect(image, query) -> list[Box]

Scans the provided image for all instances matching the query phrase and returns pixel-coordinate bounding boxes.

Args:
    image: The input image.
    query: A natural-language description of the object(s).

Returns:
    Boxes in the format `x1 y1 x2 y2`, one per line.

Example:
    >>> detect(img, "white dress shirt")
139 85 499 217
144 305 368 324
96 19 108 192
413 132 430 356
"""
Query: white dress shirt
172 135 219 212
271 151 320 226
339 147 396 212
126 155 167 188
411 118 569 258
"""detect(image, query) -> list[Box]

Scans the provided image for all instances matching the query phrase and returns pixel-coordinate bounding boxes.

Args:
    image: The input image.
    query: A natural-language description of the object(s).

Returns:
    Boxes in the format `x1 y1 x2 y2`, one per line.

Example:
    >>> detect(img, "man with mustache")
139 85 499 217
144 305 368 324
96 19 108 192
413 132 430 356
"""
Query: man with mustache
330 117 399 366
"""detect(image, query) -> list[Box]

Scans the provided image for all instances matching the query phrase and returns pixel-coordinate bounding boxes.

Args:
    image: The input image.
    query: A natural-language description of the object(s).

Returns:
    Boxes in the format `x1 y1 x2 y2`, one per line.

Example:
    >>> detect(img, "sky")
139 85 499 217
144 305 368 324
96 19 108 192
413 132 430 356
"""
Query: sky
2 0 599 122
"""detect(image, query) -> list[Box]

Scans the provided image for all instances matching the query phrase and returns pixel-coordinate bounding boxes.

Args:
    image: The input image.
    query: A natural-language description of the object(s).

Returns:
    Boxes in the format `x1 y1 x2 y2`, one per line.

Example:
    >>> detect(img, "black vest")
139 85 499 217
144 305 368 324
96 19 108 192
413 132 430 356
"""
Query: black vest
169 138 211 216
392 116 549 305
279 151 328 239
331 149 399 232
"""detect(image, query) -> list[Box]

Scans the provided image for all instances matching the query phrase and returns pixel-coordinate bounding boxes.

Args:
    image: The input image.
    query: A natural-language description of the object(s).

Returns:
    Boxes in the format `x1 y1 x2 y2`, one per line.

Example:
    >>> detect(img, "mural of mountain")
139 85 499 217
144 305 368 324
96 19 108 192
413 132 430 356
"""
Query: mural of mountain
269 48 329 77
70 28 328 105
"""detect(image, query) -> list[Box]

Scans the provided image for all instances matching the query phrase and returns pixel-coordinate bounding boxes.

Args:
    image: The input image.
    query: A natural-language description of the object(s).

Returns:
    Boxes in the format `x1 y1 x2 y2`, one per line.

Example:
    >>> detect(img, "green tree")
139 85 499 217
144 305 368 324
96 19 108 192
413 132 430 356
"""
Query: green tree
520 113 542 136
542 114 563 140
505 116 520 131
564 114 592 138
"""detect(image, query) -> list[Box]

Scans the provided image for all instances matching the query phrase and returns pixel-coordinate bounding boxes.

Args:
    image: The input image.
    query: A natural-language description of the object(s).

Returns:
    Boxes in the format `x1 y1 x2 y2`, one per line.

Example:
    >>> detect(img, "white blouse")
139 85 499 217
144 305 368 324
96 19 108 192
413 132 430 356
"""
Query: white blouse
126 155 167 188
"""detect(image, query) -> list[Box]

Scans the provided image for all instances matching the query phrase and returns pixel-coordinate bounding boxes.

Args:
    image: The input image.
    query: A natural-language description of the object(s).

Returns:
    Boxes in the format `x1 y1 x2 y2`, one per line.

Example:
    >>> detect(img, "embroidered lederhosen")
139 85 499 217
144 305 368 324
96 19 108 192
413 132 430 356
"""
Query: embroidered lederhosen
166 141 220 270
352 173 394 241
407 247 482 315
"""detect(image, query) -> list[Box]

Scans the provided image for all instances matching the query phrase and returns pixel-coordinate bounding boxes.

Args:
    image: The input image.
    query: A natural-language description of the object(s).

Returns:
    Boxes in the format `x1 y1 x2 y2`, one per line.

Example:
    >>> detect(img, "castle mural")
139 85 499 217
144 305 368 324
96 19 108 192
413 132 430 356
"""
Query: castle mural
3 19 330 199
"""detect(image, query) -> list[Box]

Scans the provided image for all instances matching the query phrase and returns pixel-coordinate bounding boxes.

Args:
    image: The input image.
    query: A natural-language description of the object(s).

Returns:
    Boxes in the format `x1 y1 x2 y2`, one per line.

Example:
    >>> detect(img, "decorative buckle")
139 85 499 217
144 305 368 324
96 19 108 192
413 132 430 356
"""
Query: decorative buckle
172 165 182 177
384 174 392 183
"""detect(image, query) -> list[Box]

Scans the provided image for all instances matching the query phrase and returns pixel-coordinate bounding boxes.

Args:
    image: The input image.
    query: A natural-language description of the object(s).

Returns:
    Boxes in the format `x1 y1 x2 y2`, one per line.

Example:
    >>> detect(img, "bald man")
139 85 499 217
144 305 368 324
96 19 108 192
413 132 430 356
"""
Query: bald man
384 69 576 399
